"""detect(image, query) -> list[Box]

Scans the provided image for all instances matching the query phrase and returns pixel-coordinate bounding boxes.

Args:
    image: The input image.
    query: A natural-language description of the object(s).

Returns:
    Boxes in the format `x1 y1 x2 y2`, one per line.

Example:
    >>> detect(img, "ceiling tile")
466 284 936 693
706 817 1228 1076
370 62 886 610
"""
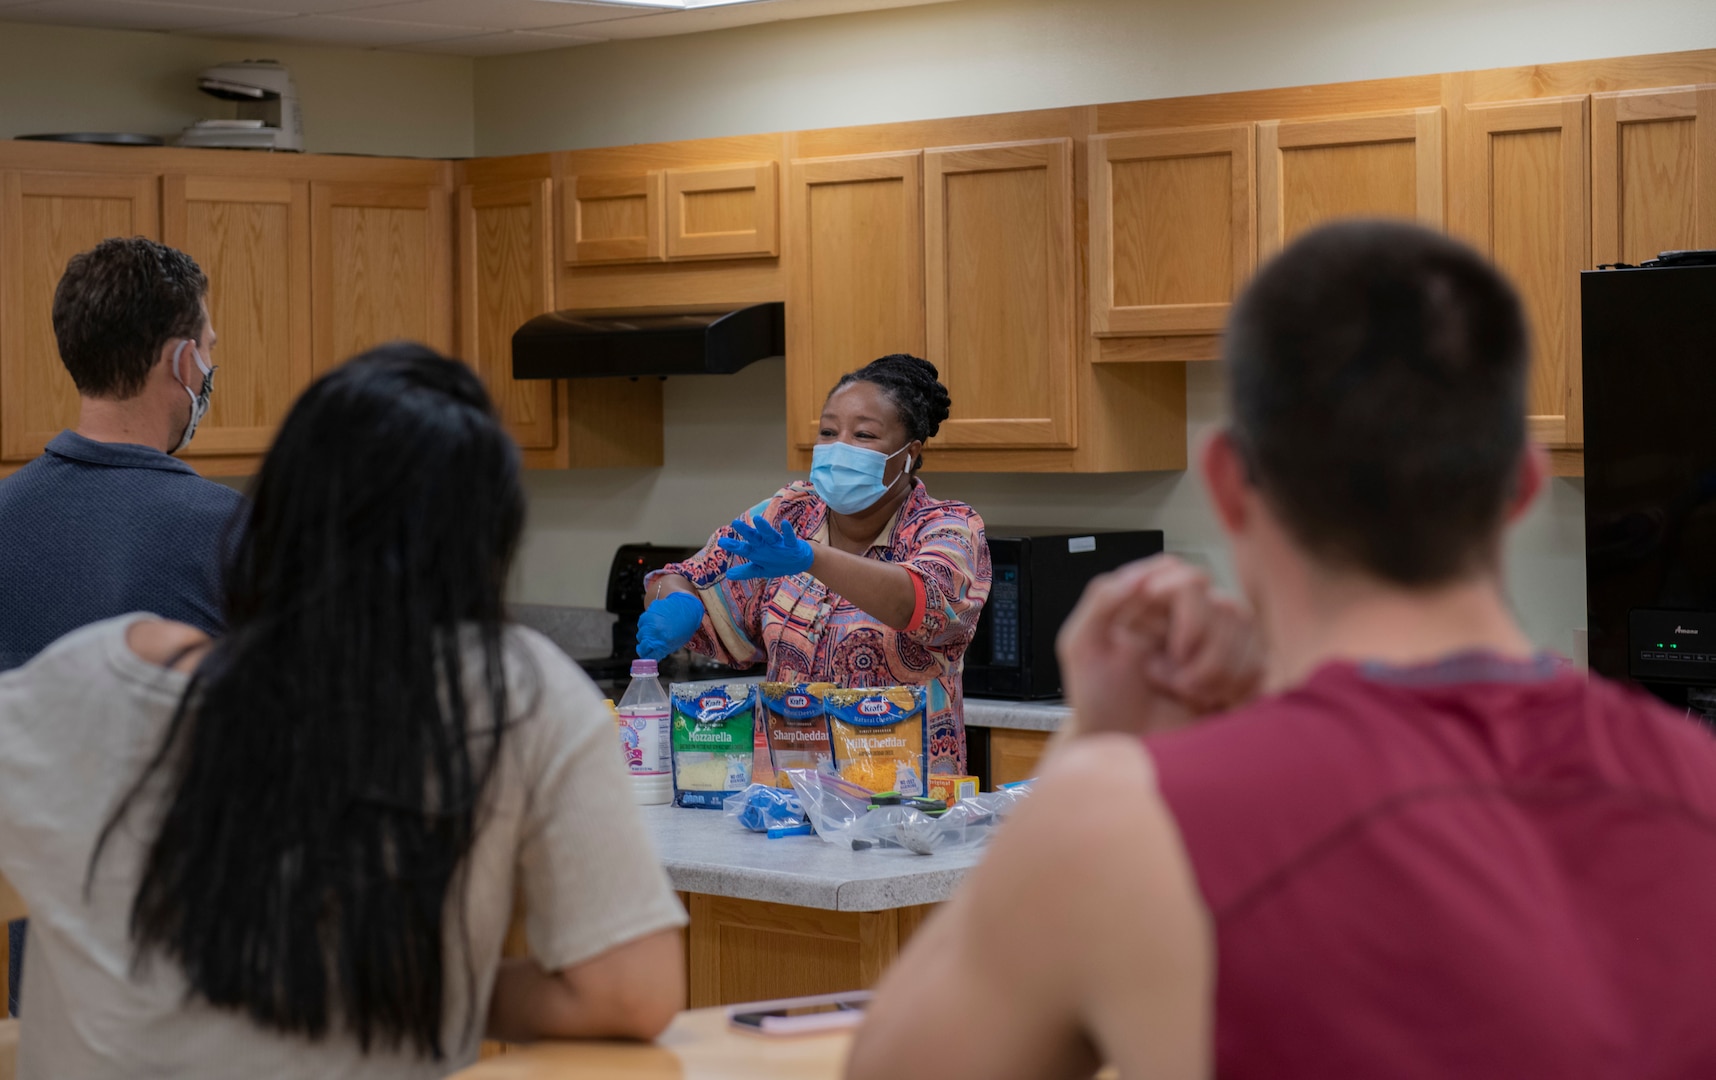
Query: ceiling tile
0 0 967 49
398 27 605 54
1 0 293 30
202 11 484 44
577 0 960 40
169 0 407 13
354 0 655 31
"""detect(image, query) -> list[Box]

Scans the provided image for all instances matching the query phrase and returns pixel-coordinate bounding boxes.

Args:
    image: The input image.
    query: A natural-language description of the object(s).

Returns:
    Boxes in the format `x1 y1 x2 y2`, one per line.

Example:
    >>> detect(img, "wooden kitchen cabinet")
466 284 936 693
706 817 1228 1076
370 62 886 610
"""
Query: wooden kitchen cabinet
924 138 1076 450
1257 106 1445 258
786 151 925 450
1089 123 1254 362
0 142 465 478
988 728 1051 788
1456 97 1590 449
457 178 563 457
562 171 664 265
1591 85 1716 265
664 160 779 260
686 895 937 1008
310 180 453 373
162 174 313 465
0 170 159 464
560 159 778 265
784 118 1183 474
458 168 666 469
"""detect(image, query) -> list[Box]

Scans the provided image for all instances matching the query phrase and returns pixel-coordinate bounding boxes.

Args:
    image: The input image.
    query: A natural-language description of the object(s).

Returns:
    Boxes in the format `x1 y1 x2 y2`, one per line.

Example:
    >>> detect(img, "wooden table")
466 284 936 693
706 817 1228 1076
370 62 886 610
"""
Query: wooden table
454 1007 849 1079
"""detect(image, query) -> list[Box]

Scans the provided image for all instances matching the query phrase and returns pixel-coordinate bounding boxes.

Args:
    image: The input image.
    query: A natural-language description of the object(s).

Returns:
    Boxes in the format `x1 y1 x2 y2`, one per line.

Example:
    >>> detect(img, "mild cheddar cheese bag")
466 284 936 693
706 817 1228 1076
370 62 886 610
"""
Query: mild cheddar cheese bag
824 686 928 797
669 683 757 809
760 682 835 788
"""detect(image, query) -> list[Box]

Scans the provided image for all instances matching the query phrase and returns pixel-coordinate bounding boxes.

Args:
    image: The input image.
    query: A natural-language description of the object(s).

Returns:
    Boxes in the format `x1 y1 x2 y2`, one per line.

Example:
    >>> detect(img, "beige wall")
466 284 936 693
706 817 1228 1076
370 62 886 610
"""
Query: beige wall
480 0 1716 656
472 0 1716 155
0 21 474 158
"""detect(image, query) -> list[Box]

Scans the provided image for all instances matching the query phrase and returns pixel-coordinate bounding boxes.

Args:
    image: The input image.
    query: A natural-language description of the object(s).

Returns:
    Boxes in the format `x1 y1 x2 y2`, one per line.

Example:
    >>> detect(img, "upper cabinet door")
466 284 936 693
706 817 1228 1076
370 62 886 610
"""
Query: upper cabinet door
0 170 159 463
1592 85 1716 266
163 174 312 459
1257 106 1445 259
457 179 559 451
1090 124 1255 338
786 151 925 450
564 172 664 265
663 161 779 260
310 181 452 374
924 139 1076 450
1459 97 1590 447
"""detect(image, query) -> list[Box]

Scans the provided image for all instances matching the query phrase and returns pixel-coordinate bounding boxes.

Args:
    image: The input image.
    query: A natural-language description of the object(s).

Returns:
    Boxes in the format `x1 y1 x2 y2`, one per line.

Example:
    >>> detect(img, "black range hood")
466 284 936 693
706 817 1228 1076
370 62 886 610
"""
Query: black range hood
511 302 785 379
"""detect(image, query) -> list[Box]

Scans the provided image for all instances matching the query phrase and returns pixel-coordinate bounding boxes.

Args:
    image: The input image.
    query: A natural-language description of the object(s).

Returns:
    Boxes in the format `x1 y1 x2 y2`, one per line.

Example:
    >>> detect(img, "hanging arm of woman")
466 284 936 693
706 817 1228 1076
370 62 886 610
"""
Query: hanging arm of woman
485 928 684 1043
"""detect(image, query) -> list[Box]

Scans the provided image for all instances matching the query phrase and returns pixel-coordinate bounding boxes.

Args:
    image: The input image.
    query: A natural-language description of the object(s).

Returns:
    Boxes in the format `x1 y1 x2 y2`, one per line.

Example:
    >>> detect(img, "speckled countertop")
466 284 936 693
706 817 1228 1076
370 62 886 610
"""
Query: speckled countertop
962 697 1070 732
641 803 986 912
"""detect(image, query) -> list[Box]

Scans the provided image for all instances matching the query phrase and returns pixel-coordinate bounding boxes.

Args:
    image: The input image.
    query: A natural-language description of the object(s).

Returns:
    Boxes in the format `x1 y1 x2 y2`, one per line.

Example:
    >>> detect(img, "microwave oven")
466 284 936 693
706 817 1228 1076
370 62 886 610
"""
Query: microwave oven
962 527 1165 700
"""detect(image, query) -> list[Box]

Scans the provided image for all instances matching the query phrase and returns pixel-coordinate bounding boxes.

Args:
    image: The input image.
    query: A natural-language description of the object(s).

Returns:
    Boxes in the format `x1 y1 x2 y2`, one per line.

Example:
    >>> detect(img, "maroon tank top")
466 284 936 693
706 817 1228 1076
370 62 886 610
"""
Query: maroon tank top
1147 654 1716 1080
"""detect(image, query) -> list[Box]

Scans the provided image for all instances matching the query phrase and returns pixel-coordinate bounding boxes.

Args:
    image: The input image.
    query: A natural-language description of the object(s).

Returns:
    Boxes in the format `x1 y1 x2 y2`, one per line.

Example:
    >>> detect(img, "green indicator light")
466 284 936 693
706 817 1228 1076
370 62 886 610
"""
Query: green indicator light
1672 644 1679 649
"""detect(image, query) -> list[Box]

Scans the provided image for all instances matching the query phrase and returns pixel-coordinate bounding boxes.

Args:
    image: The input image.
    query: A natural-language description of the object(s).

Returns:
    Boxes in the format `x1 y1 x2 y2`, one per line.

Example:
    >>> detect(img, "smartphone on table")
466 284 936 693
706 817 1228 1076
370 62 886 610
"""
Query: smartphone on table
727 990 873 1036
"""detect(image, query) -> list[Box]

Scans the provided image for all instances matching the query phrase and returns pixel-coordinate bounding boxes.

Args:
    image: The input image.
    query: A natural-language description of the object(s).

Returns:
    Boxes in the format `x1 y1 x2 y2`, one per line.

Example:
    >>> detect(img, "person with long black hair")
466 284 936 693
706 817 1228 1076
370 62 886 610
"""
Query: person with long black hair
0 344 686 1078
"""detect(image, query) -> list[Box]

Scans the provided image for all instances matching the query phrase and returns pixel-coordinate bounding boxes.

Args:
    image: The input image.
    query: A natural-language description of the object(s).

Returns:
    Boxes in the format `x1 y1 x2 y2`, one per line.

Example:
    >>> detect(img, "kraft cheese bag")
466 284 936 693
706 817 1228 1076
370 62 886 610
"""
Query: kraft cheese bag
669 683 757 809
759 682 835 788
824 685 928 797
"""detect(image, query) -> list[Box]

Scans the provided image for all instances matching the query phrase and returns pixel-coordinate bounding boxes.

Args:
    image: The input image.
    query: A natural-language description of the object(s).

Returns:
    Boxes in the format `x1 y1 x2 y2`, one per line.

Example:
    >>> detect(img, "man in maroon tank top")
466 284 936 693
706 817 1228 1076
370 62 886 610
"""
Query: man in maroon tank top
850 220 1716 1080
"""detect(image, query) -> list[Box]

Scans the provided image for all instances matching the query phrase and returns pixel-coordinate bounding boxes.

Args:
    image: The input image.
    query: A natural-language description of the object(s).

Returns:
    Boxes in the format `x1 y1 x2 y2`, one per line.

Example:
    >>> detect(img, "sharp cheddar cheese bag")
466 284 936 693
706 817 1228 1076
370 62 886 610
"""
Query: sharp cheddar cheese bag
760 682 835 788
824 686 928 797
669 683 757 809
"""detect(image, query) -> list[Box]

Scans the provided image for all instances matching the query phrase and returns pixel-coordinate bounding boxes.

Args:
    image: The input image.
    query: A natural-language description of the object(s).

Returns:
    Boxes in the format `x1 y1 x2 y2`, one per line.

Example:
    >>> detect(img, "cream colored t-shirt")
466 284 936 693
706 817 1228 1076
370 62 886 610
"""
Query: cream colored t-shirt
0 616 686 1080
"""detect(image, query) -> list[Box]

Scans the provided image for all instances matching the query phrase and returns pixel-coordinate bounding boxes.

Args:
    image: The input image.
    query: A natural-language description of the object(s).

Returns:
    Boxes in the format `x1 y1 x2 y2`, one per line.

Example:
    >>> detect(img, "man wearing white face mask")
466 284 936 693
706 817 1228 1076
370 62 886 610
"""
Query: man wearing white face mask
0 236 245 1014
640 354 992 775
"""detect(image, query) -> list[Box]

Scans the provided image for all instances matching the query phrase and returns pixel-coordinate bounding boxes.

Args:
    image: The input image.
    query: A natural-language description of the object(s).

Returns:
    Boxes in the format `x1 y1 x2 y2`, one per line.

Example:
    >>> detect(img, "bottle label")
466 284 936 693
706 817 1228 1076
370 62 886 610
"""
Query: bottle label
619 705 671 775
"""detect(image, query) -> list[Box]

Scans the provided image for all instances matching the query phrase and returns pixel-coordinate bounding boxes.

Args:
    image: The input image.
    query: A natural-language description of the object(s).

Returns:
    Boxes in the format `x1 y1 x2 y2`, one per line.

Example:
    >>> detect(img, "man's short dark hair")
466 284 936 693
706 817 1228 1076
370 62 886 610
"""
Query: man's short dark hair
1225 219 1529 586
52 237 208 400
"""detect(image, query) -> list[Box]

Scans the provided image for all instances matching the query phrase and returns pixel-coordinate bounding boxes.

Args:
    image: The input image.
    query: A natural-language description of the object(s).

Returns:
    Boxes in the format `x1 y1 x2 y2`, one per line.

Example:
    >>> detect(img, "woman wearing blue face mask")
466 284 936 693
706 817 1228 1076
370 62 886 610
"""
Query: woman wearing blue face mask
639 354 992 774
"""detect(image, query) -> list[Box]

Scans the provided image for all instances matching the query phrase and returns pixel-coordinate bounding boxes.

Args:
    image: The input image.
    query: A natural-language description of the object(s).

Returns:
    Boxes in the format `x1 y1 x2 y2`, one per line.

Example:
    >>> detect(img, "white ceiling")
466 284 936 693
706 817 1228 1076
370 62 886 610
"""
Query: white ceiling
0 0 962 55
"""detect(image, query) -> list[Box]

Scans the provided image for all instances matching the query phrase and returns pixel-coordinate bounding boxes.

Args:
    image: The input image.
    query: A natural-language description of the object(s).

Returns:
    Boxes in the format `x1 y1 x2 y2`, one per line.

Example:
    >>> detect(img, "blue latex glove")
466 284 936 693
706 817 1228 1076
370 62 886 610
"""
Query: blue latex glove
636 592 705 659
736 785 804 832
718 514 815 581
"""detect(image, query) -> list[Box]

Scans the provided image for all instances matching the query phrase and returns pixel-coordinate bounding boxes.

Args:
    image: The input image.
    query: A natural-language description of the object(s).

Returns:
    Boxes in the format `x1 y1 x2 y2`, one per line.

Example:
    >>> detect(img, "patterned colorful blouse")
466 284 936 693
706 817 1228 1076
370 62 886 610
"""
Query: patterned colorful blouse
653 480 991 774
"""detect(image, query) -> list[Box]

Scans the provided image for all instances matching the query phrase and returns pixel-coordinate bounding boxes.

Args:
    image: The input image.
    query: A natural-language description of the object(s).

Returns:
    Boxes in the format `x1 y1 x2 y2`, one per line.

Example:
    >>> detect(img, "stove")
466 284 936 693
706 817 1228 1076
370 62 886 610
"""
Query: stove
578 542 762 696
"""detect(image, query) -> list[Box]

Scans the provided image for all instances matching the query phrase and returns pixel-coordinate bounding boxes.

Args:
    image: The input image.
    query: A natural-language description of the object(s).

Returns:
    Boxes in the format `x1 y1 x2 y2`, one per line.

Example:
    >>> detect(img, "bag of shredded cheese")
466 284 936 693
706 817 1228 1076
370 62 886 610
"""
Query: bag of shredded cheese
760 682 835 788
824 685 928 797
669 683 757 809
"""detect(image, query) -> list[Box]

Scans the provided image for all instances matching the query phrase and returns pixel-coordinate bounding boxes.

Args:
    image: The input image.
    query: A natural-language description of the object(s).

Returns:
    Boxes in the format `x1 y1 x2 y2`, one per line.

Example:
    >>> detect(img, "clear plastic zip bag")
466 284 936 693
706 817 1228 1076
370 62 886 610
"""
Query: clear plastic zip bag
780 768 1034 855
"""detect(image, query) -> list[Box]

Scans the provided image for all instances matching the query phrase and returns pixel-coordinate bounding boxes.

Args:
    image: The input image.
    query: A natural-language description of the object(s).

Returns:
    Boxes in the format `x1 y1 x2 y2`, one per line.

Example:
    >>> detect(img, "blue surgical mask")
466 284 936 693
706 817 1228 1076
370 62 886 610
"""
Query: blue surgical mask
811 440 911 515
171 339 216 455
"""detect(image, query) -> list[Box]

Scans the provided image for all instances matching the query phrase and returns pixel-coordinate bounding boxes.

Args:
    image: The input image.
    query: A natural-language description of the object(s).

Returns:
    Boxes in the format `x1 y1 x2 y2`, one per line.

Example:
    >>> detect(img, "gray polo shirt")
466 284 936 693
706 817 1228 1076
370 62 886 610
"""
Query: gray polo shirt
0 430 245 672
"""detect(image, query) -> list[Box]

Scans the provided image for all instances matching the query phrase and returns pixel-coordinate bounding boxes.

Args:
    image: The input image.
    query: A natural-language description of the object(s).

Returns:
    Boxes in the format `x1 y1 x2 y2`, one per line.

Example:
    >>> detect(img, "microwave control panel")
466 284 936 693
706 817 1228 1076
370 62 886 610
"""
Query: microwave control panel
987 564 1020 666
1629 608 1716 683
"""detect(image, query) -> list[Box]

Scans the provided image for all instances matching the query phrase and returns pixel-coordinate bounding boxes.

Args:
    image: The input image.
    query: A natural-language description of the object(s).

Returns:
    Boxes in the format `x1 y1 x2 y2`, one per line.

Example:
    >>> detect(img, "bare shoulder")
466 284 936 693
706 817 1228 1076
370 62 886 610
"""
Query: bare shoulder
986 735 1183 913
848 733 1210 1080
994 735 1214 1075
124 619 211 673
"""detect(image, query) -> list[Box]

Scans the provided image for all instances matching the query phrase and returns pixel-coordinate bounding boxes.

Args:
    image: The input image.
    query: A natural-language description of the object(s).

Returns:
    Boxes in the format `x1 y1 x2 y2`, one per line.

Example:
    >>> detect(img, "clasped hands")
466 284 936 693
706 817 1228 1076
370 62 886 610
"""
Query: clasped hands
1055 555 1263 741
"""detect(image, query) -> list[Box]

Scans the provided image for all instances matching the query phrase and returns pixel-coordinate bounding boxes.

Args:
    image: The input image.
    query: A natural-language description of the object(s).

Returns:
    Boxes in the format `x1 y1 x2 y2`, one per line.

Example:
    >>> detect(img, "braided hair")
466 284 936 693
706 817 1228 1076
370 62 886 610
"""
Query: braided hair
829 354 952 470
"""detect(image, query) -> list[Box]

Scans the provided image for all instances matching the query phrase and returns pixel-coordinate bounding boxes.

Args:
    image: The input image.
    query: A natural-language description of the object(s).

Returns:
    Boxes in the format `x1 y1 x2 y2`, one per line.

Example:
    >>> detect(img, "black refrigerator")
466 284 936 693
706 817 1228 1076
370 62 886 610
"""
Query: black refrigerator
1583 260 1716 719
